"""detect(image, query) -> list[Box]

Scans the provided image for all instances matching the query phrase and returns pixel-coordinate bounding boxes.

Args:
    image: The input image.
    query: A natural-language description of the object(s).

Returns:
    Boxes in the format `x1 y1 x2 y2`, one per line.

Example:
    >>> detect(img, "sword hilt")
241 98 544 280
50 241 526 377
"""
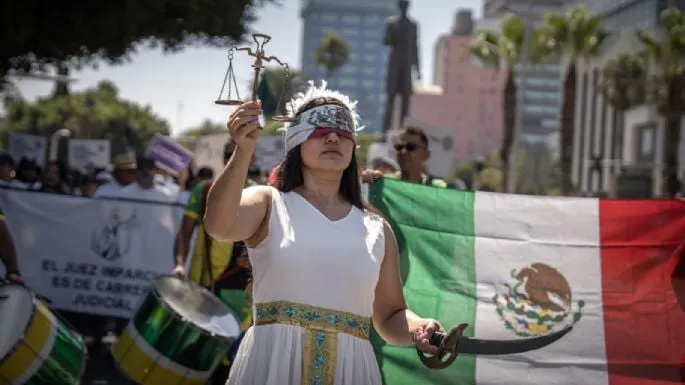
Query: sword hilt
429 331 445 347
417 323 469 370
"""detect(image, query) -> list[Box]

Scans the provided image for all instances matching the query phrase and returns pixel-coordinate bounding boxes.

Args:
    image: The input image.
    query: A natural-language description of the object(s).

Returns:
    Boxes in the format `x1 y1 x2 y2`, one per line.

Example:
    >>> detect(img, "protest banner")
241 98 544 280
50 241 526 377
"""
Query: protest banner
0 189 183 318
68 138 111 172
145 134 194 176
194 133 228 174
8 133 47 166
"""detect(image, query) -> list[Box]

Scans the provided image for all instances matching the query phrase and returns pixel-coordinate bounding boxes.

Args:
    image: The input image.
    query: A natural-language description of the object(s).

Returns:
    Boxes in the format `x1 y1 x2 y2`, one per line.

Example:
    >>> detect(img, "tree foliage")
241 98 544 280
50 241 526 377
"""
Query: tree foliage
598 53 647 111
469 13 539 193
1 81 170 157
634 7 685 196
176 119 227 149
315 32 350 78
1 0 277 82
538 5 610 195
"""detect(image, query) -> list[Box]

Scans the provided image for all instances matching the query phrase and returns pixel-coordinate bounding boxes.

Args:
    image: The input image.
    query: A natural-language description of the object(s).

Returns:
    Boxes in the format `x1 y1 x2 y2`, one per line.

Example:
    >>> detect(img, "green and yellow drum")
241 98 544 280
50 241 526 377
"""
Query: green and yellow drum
112 275 240 385
0 284 87 385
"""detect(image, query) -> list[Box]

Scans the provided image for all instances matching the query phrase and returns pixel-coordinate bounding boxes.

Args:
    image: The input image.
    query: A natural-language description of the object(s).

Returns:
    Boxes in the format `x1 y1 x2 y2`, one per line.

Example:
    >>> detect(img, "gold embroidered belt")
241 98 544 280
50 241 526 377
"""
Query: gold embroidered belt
255 301 371 385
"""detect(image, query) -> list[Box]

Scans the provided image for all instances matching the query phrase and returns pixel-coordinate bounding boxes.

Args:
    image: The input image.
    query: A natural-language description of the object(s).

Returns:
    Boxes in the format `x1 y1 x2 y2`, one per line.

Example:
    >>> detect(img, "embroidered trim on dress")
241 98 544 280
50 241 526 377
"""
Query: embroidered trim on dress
254 301 371 385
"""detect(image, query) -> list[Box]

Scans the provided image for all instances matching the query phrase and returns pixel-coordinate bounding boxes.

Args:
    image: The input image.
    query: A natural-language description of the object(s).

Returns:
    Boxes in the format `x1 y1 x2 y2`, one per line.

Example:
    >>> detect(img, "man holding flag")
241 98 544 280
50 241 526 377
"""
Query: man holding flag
362 126 450 188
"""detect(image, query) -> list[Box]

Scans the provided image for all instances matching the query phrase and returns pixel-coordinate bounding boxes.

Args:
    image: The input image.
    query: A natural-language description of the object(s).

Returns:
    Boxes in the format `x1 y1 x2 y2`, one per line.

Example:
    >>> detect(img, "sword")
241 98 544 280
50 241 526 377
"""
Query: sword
419 323 573 369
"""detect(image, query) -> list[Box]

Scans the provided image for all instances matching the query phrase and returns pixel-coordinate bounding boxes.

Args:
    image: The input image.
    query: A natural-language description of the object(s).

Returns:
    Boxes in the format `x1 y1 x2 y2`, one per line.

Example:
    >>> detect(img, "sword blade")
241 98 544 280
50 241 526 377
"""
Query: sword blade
455 325 573 355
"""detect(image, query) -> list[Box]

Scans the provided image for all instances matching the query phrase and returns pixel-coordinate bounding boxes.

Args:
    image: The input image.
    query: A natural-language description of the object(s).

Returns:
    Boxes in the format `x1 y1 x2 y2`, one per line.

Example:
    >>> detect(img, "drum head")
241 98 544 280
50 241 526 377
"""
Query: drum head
154 276 241 339
0 285 34 359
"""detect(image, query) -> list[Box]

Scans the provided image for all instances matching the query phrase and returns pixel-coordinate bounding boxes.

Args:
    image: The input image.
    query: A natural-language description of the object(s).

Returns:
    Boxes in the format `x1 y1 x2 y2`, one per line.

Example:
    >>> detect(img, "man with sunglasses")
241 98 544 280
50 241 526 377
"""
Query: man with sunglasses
363 126 449 188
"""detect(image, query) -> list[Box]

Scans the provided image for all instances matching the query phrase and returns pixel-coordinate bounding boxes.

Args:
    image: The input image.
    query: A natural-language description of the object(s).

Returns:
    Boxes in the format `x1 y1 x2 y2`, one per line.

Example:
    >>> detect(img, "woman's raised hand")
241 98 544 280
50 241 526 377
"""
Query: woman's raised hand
227 101 262 151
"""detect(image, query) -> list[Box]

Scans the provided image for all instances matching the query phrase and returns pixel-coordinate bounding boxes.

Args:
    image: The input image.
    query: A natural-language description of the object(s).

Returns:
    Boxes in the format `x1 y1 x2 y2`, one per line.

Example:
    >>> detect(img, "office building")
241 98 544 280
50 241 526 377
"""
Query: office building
588 0 685 30
570 1 685 196
482 0 566 146
484 0 566 19
300 0 395 133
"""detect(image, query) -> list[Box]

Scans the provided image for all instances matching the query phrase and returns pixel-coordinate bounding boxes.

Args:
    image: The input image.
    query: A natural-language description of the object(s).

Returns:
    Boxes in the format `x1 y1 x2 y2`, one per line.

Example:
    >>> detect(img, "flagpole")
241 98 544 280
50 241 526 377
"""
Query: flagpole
506 0 532 194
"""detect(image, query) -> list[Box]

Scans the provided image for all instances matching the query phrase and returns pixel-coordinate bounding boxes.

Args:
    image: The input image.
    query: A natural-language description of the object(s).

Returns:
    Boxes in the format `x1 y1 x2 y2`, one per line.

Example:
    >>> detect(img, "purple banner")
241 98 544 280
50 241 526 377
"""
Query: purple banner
144 135 194 176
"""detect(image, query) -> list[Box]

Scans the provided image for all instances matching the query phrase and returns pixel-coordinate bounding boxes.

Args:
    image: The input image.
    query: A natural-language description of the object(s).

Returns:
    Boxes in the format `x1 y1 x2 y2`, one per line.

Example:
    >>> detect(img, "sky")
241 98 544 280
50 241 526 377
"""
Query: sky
11 0 483 137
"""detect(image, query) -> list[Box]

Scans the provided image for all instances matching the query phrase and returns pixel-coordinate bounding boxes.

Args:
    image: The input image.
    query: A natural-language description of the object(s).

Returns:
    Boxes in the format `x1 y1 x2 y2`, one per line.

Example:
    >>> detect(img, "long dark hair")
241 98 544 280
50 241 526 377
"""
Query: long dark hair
275 97 364 210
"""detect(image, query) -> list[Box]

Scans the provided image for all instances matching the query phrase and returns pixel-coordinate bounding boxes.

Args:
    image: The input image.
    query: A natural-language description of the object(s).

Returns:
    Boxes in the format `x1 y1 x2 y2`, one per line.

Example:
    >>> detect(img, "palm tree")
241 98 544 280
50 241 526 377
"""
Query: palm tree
469 14 538 192
538 5 611 195
634 8 685 196
597 53 648 191
314 32 350 86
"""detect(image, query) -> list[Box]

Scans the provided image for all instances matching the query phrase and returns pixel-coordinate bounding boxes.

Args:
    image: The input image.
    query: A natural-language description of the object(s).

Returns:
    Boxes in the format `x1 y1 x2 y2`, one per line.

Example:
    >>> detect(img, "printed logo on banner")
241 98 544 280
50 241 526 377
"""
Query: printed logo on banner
90 208 139 261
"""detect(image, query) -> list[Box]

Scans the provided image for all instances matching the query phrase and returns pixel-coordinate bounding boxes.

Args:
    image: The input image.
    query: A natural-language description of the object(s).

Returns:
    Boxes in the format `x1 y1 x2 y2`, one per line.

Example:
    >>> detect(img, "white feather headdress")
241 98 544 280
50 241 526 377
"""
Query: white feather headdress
279 80 365 133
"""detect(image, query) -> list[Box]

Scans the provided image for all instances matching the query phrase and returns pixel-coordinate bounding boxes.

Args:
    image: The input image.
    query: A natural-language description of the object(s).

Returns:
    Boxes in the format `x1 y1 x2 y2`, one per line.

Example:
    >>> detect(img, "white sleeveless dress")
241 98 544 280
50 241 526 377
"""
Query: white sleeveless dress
226 187 385 385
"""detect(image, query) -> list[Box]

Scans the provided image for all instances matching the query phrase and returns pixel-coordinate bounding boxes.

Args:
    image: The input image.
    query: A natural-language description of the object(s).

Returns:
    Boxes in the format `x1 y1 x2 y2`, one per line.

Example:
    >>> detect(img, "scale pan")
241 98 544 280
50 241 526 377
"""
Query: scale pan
214 99 243 106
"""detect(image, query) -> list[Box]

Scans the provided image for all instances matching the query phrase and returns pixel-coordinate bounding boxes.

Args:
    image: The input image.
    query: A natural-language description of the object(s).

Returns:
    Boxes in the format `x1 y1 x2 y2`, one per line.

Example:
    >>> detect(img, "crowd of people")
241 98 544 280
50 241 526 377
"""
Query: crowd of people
0 151 269 204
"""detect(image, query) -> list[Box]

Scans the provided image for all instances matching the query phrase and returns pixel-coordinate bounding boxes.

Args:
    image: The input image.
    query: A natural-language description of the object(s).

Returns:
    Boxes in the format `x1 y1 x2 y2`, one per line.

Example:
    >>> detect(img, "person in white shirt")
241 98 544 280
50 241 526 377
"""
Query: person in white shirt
93 154 138 198
118 157 177 203
154 169 181 197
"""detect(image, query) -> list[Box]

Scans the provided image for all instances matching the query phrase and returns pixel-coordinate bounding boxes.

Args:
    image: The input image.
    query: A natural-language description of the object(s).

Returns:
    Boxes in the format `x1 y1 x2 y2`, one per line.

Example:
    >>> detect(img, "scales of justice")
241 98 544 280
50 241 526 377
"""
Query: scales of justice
214 33 295 123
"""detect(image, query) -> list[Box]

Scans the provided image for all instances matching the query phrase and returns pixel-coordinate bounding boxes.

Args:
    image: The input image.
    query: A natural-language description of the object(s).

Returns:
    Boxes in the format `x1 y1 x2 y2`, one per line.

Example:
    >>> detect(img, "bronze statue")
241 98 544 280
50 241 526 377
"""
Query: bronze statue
382 0 420 134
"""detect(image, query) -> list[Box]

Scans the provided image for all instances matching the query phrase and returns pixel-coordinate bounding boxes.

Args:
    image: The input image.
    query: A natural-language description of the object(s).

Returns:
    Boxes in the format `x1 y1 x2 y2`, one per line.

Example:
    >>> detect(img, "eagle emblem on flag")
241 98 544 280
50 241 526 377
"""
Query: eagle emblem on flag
493 263 585 338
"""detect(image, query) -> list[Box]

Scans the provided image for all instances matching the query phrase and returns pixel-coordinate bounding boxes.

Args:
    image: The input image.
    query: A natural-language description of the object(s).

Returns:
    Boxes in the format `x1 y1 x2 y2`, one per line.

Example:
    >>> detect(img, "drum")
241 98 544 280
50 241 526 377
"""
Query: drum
0 284 87 385
112 275 241 385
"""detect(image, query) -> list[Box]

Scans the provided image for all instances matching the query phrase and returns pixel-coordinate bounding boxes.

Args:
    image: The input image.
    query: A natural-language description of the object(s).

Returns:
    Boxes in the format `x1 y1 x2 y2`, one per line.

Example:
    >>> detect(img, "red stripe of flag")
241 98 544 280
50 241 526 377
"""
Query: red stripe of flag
600 199 685 384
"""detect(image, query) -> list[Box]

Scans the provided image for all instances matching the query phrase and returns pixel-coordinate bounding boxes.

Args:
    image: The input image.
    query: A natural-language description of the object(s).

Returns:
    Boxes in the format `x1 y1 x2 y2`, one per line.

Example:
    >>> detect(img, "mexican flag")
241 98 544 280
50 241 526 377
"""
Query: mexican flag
369 178 685 385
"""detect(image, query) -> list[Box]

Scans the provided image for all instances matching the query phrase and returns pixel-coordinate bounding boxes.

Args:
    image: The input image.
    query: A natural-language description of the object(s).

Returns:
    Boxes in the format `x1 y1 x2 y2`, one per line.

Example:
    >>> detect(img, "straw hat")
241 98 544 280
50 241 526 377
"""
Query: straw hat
112 154 137 170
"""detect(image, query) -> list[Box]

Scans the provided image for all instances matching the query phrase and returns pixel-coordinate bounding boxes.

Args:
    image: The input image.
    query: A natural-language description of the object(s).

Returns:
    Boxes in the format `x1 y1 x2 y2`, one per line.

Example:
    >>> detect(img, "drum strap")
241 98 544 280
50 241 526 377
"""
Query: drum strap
201 181 215 290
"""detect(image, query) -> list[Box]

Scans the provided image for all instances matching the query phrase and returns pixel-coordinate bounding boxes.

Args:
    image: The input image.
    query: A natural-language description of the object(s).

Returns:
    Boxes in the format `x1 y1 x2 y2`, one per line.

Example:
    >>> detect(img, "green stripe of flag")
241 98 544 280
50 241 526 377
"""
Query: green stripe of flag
370 178 478 385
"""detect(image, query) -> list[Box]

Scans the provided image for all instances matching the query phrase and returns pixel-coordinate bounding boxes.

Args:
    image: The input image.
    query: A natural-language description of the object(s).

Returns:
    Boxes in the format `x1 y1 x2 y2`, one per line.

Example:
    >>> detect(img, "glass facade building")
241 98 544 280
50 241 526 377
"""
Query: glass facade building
300 0 395 132
482 0 566 145
587 0 684 30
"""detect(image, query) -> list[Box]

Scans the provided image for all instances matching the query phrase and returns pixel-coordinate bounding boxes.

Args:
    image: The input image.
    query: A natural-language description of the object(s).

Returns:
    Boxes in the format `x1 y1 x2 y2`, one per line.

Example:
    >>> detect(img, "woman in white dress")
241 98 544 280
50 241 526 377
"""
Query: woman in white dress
205 81 442 385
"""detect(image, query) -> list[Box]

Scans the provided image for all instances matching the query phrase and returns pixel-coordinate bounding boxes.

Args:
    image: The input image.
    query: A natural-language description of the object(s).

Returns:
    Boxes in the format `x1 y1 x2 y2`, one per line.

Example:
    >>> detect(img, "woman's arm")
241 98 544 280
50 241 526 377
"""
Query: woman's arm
204 100 269 243
372 221 440 354
204 150 270 243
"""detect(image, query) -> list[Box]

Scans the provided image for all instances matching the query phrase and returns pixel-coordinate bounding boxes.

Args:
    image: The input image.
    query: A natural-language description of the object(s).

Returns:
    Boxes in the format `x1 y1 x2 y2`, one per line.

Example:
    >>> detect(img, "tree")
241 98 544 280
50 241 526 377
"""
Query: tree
448 149 559 193
176 119 227 149
538 5 610 195
634 8 685 197
598 53 647 112
469 14 543 193
315 32 350 85
1 80 170 157
597 52 647 190
1 0 278 85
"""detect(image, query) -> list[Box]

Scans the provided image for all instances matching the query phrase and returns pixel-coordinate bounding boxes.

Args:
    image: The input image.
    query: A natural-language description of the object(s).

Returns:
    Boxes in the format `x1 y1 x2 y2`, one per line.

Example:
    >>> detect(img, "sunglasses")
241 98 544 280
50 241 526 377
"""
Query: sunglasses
394 143 421 152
